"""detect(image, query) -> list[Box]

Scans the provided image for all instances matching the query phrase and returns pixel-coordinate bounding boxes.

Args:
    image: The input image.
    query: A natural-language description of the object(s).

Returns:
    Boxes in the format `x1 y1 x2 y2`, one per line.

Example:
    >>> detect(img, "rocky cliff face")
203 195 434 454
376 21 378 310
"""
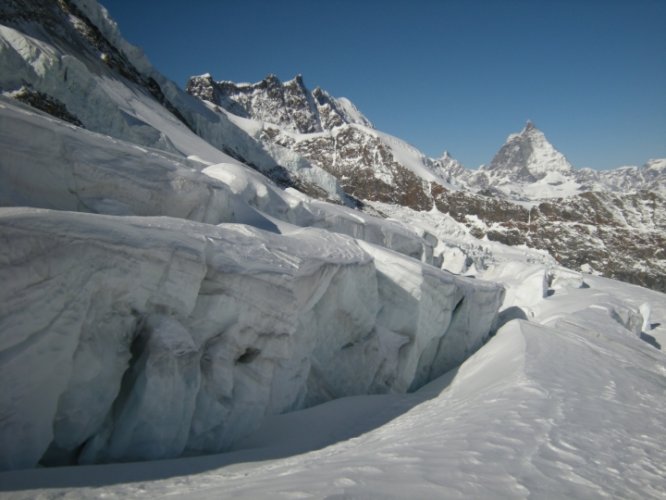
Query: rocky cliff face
186 73 373 134
186 73 449 211
186 76 666 292
430 185 666 292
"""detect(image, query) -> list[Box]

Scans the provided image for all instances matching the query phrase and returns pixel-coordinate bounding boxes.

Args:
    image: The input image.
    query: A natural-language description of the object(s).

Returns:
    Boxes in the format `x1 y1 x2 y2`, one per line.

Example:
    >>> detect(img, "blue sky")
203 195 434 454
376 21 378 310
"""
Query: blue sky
101 0 665 169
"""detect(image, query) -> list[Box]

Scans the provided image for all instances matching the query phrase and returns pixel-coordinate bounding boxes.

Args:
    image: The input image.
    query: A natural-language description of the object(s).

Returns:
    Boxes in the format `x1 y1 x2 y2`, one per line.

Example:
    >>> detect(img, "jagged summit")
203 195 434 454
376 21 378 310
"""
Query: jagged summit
186 73 372 134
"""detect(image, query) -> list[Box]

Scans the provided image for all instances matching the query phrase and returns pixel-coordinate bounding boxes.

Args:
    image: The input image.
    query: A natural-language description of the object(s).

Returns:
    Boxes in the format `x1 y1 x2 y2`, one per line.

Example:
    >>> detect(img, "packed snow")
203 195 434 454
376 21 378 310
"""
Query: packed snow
0 265 663 498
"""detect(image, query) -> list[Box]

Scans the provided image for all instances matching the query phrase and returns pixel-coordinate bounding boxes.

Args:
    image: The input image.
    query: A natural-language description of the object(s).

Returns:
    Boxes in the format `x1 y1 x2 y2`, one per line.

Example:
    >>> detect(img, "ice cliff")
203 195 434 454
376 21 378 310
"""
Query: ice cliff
0 208 503 469
0 95 504 470
0 0 507 472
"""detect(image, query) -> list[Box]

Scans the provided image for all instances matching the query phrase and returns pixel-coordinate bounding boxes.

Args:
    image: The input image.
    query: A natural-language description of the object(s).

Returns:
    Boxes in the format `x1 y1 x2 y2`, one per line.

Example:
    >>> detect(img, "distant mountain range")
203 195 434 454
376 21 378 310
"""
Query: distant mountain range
0 0 663 291
186 73 666 291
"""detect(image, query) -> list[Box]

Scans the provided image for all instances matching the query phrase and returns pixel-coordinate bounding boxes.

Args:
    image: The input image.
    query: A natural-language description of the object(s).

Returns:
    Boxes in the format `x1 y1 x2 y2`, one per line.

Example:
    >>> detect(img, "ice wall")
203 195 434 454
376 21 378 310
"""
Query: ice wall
0 209 503 469
0 99 433 263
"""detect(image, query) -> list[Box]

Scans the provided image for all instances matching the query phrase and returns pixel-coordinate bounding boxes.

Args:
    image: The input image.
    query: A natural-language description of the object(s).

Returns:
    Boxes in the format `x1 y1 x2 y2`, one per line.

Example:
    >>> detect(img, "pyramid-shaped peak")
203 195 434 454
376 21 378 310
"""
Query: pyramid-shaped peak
507 120 545 142
488 122 573 179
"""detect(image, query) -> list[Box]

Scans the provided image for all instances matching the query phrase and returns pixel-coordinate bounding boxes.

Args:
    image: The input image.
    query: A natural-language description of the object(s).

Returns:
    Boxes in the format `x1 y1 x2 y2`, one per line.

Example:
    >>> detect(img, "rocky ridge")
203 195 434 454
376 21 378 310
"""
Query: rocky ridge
186 75 666 291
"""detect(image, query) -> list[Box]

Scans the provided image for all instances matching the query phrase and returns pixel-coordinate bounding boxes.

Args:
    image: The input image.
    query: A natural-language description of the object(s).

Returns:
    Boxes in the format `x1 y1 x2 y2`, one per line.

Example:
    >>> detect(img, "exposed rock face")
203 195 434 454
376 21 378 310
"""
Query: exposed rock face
11 85 83 126
187 73 373 134
431 185 666 292
186 73 444 210
189 77 666 292
276 126 433 210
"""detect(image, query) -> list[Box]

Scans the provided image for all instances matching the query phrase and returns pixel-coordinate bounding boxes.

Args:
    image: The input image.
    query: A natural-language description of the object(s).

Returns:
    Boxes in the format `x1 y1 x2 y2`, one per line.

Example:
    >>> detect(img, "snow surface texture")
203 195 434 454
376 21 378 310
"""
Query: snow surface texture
1 268 663 499
0 97 433 263
0 1 665 497
0 207 502 470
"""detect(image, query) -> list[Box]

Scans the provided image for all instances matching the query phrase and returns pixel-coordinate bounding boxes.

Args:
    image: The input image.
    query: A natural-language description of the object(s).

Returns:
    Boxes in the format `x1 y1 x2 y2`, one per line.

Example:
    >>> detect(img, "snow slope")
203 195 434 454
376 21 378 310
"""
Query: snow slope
1 268 663 498
0 97 432 261
0 96 504 470
0 206 503 470
0 0 352 202
186 73 455 209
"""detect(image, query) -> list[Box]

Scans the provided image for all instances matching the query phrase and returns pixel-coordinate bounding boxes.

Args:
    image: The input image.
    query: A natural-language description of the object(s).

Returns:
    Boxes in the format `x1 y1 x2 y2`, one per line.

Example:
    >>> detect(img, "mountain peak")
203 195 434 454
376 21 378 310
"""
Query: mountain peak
439 150 451 160
290 74 305 86
186 73 373 133
486 123 573 181
263 73 281 87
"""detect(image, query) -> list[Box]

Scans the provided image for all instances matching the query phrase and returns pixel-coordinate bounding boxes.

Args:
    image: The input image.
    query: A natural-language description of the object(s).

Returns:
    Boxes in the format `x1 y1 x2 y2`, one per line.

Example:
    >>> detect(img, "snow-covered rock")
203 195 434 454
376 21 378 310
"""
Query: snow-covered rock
0 0 353 203
186 73 454 210
1 3 664 492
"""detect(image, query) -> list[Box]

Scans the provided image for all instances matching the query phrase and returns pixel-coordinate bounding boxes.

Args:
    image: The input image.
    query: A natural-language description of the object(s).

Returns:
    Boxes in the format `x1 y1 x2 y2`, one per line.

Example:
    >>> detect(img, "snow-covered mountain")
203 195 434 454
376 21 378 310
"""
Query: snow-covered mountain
187 73 453 210
463 121 579 200
0 0 504 471
0 1 665 498
462 122 666 200
185 75 666 291
0 0 363 204
187 73 373 135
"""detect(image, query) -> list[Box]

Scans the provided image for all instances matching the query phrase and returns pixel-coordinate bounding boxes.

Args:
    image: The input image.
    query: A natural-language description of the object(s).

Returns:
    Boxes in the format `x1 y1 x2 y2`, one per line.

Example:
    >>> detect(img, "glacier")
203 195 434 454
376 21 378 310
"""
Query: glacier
1 1 665 498
0 207 503 469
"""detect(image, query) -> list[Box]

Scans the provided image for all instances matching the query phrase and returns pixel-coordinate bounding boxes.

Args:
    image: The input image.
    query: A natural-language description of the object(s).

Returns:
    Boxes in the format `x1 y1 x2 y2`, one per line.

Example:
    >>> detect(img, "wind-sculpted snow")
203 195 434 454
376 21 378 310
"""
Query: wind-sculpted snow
5 269 662 498
0 208 504 470
0 98 434 262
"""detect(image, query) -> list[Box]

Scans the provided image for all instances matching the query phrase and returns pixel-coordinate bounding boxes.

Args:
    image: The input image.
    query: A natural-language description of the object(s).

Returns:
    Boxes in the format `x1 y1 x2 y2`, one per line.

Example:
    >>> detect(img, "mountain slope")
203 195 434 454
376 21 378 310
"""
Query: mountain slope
186 73 452 210
185 76 666 291
0 0 359 203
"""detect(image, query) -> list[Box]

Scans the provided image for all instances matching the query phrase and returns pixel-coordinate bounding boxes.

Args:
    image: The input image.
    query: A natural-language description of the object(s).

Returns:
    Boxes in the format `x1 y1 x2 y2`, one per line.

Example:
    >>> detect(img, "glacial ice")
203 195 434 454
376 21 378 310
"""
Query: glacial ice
0 98 433 263
0 208 503 469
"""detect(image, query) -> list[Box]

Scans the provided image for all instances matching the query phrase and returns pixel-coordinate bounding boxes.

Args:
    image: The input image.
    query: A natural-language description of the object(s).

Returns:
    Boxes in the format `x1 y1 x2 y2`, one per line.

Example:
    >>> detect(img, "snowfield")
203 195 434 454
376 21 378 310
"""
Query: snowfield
0 0 665 498
0 272 663 499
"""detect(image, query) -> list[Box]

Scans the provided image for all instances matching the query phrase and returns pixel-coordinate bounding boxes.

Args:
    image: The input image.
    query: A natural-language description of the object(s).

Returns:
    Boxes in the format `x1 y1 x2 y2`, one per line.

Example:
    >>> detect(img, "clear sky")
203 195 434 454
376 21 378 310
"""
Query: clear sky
100 0 665 169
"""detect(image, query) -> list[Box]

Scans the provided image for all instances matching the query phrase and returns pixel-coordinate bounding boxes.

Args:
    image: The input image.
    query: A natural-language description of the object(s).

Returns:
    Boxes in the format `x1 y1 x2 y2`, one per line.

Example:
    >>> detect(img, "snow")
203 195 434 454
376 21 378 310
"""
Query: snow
0 205 503 470
1 2 665 497
334 96 373 128
352 123 453 186
0 97 434 261
460 122 665 200
1 269 663 498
